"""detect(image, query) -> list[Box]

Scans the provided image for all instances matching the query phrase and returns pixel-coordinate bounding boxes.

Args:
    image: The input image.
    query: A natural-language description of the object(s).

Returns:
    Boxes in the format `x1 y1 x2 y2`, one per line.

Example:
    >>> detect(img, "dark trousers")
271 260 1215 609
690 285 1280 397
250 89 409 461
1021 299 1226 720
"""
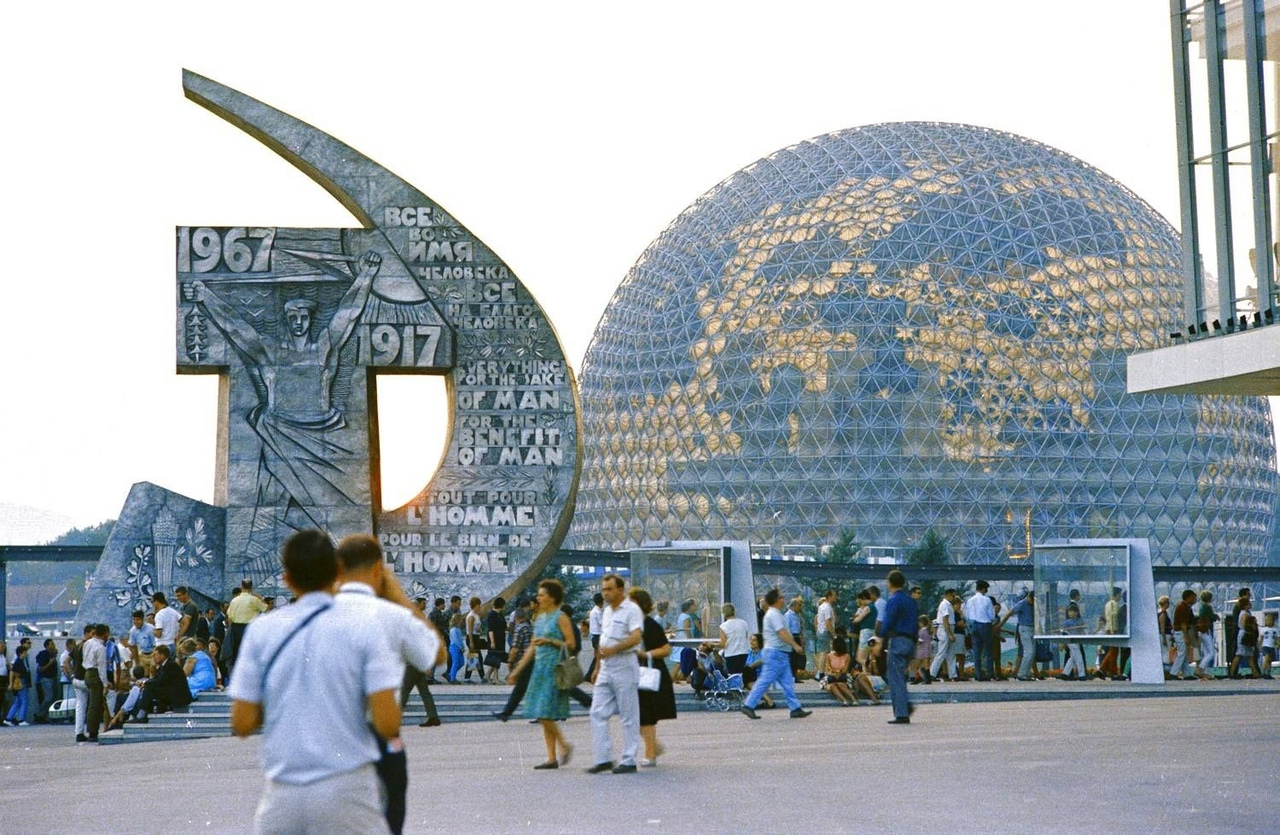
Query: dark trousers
886 636 915 719
500 663 532 716
85 670 104 738
970 624 993 680
374 740 407 835
400 667 437 721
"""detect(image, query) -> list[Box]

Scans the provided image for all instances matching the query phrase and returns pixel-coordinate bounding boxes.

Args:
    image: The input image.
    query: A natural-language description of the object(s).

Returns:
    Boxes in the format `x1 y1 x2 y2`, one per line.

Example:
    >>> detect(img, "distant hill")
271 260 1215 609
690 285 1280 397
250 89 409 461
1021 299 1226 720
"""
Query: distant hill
0 504 74 545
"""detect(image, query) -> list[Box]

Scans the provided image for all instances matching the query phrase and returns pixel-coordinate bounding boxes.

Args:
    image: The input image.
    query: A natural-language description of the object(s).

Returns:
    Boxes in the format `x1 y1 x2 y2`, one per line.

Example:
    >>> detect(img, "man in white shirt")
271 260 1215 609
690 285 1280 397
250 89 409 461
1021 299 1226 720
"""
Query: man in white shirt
151 593 182 658
587 574 644 774
962 581 996 681
585 593 604 679
929 589 959 681
814 590 836 678
741 588 811 720
335 534 444 835
81 624 109 742
718 603 752 677
230 529 402 835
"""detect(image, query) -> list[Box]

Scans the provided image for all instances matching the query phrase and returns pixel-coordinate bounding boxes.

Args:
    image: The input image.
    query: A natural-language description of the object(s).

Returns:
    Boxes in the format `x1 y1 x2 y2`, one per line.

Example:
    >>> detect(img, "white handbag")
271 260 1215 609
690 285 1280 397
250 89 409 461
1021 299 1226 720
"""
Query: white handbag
638 656 661 692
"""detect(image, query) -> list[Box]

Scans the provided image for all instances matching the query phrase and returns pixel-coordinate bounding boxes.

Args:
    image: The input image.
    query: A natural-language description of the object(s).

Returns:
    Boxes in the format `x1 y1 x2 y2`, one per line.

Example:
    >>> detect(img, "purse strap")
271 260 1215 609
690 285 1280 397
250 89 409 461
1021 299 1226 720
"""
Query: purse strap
260 603 332 698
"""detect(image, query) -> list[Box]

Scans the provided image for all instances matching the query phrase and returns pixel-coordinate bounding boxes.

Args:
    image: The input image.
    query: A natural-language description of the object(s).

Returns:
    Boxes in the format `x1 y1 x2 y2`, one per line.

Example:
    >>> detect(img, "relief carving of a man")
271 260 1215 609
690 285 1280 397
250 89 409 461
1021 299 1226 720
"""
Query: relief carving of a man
183 250 381 574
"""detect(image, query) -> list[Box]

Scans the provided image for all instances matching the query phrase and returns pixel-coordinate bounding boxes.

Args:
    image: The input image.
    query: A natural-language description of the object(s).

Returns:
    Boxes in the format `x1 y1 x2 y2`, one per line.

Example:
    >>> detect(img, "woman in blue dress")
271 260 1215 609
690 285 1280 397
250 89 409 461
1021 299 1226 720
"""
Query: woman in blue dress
507 579 574 769
180 638 216 698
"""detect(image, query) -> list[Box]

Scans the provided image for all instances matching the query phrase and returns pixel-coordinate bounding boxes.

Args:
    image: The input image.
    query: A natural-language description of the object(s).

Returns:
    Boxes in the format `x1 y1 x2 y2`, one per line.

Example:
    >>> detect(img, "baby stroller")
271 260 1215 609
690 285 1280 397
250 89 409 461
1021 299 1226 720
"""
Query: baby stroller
701 667 745 711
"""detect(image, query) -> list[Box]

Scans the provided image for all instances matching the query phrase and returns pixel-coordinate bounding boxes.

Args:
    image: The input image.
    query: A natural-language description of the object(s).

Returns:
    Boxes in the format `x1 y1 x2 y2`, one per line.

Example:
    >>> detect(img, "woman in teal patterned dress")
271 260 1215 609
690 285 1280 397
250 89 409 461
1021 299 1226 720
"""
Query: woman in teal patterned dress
507 578 574 769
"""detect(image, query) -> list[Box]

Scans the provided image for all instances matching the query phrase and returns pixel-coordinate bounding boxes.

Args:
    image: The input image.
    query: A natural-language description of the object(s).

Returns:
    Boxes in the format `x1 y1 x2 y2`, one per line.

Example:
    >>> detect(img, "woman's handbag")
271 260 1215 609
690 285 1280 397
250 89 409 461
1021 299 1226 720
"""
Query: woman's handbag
555 646 584 690
638 656 661 692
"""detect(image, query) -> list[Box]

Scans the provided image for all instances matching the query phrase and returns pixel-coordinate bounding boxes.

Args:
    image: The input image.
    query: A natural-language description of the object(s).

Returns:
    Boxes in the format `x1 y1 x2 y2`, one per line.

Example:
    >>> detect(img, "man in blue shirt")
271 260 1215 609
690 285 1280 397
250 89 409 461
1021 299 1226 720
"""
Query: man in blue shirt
876 570 919 724
998 590 1036 681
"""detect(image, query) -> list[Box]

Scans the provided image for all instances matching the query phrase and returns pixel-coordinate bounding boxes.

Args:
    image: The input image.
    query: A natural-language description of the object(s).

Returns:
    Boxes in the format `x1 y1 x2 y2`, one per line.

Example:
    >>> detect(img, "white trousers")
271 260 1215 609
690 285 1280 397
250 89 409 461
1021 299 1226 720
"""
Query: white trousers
72 679 88 736
254 763 389 835
1061 643 1086 677
590 659 640 768
929 633 956 678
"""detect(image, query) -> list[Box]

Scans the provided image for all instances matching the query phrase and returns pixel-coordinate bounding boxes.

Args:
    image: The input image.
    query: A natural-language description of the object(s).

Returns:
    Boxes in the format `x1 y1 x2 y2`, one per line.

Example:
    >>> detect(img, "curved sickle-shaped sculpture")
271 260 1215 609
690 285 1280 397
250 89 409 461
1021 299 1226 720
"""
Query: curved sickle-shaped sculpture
180 71 580 602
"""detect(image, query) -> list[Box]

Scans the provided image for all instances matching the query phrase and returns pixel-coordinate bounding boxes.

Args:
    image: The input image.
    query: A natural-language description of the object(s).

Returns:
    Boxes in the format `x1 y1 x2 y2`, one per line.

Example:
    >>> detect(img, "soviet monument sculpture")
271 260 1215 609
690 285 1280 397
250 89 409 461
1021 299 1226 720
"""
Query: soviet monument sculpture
75 71 580 624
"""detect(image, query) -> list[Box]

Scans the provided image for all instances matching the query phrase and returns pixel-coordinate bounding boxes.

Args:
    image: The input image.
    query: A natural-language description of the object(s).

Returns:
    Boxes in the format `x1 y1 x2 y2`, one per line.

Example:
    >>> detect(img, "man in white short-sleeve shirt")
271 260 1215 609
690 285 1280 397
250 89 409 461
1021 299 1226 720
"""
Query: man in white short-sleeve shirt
814 590 836 677
229 530 402 835
335 534 445 835
587 573 644 774
151 593 182 655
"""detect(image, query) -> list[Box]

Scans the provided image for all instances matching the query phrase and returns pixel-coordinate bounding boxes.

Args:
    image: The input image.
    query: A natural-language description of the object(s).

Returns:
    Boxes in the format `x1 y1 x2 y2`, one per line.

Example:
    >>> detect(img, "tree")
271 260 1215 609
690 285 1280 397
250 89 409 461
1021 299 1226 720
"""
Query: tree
820 528 866 629
904 528 950 614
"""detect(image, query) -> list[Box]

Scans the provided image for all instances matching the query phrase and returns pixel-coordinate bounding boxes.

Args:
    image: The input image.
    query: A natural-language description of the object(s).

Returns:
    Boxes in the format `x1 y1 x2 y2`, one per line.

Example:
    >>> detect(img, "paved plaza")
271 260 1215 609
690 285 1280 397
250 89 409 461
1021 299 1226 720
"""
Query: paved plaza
1 689 1276 833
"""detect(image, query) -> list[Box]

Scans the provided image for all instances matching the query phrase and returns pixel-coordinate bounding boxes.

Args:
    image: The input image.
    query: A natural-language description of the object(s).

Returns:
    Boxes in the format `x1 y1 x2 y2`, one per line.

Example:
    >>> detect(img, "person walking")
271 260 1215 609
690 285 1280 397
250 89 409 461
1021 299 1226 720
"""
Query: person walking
229 530 403 835
334 534 444 834
929 589 959 681
876 570 919 724
740 588 811 721
998 590 1037 681
587 574 645 774
629 588 676 767
506 579 575 770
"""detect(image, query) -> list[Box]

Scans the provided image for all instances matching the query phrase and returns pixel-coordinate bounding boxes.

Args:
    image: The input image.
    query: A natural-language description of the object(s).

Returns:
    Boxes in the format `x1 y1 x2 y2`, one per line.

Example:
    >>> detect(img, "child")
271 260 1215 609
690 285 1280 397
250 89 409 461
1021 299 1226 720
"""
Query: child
1058 602 1087 680
910 615 933 684
1229 611 1262 679
1259 613 1277 680
447 613 466 683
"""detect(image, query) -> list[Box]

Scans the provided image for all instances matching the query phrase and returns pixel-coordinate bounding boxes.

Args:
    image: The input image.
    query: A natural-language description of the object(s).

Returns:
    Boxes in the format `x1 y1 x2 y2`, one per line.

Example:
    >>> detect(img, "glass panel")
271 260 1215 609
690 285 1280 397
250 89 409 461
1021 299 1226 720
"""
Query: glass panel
1033 544 1131 640
1193 163 1223 322
1186 4 1214 159
1228 142 1261 309
628 546 726 643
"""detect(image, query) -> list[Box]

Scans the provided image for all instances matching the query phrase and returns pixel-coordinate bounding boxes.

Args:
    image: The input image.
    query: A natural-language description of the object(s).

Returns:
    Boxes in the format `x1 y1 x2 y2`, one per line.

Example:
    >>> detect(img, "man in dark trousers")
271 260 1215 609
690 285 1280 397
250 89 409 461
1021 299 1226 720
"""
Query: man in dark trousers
876 570 919 725
134 644 193 720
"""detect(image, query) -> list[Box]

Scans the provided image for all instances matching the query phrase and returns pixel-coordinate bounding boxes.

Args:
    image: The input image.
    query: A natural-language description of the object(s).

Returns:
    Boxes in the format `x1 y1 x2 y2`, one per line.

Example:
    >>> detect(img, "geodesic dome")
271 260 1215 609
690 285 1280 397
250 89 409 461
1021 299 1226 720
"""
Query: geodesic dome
570 122 1277 565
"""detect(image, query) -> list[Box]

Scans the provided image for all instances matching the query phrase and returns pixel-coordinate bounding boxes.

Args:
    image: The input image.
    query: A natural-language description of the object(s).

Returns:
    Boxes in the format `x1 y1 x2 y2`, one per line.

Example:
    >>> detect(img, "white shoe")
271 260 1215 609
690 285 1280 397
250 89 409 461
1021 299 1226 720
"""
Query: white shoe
17 721 30 727
640 758 657 767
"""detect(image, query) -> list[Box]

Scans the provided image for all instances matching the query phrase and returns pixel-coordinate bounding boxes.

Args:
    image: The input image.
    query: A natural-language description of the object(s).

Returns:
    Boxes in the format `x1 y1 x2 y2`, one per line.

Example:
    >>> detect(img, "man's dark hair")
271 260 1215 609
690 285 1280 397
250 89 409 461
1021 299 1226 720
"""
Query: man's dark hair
975 580 990 592
93 623 109 638
593 593 604 606
493 597 506 610
82 624 94 636
450 595 461 604
230 588 242 598
910 586 922 594
434 598 445 607
281 529 338 593
175 586 189 596
764 588 783 607
155 644 171 660
336 533 383 571
132 665 146 680
132 610 145 620
241 578 254 590
943 588 957 596
886 570 906 590
867 585 880 597
602 573 625 591
152 592 168 605
1182 589 1197 601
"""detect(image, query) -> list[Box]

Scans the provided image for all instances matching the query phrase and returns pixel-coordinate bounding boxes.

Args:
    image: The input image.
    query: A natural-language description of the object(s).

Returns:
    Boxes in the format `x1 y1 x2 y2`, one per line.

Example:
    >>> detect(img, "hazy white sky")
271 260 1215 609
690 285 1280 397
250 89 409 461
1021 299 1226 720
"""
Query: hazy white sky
1 0 1268 528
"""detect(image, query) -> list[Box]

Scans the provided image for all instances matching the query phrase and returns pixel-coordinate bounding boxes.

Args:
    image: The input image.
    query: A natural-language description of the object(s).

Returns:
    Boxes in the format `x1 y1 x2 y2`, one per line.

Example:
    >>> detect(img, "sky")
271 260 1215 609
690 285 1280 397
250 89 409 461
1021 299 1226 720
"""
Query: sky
1 0 1272 531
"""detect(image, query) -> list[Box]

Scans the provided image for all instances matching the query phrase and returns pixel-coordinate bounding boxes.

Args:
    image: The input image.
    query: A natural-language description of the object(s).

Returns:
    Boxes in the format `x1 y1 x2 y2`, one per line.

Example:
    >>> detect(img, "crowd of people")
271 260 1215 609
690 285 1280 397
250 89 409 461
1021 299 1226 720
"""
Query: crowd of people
5 540 1277 835
0 586 230 740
